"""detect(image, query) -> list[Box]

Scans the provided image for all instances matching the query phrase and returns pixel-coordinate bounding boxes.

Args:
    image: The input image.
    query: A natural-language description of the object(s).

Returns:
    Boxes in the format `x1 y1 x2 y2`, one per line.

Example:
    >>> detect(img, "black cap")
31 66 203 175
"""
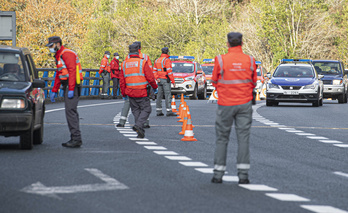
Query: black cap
104 51 111 55
129 44 139 54
227 32 242 47
134 41 141 49
113 52 119 56
162 47 169 54
45 36 62 47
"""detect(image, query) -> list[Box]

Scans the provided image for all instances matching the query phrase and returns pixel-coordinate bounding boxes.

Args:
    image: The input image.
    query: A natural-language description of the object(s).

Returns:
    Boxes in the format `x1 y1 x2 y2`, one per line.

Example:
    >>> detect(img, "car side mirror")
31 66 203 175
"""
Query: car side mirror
318 74 324 79
32 79 45 88
266 73 271 79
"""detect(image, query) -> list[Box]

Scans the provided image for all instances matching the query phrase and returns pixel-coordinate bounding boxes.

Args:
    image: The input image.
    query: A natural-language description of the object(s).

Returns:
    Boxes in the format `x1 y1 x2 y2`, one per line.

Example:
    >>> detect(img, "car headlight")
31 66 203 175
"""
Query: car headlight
268 83 280 89
1 98 26 109
303 83 316 90
185 76 194 81
333 80 342 85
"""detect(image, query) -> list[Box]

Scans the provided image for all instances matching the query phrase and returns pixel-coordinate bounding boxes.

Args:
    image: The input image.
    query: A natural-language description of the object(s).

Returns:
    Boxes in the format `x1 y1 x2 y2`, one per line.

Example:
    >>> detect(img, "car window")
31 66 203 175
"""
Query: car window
312 62 342 75
202 66 213 75
26 54 36 81
172 62 194 73
0 52 25 81
274 66 315 78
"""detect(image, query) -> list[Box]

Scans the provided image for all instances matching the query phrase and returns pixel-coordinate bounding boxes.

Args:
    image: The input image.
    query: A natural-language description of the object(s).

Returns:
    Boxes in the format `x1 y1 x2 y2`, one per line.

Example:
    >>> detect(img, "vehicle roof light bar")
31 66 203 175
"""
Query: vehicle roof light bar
203 59 214 63
255 61 261 65
169 56 195 60
281 59 312 64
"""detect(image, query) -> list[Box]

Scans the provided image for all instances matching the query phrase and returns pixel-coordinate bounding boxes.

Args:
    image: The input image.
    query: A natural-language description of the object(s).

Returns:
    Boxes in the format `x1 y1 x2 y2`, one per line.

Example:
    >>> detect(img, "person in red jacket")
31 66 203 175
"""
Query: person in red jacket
99 51 111 99
46 36 83 148
110 52 120 99
211 32 257 184
119 44 158 138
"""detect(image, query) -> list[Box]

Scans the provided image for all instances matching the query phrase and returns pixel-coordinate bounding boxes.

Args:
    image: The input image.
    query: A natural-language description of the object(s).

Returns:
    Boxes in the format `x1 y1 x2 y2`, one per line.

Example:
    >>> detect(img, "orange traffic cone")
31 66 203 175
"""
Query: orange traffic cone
178 103 187 122
171 95 177 113
179 109 189 135
181 110 197 141
256 89 261 101
177 101 185 119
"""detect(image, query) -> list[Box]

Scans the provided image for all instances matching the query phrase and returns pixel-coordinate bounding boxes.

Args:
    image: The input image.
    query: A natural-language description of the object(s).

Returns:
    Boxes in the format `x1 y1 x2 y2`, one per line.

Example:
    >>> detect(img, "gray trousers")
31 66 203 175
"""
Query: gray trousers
129 97 152 130
119 97 149 126
213 101 252 179
101 72 110 94
112 78 119 98
156 78 172 113
64 86 81 141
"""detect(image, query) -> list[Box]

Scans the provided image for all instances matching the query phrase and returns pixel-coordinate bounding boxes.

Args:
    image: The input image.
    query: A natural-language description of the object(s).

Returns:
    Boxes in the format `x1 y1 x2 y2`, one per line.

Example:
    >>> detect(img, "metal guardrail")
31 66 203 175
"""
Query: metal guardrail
37 68 119 98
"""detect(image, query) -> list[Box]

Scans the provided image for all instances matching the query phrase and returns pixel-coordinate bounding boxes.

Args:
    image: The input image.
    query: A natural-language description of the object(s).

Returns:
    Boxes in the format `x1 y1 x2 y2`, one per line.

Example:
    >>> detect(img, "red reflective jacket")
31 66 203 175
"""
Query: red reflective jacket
153 54 175 84
110 58 120 79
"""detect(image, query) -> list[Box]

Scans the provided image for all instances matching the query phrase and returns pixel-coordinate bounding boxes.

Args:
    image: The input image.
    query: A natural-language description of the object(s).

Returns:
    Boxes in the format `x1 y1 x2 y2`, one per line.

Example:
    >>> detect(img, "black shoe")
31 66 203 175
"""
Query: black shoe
238 179 250 184
166 112 177 116
143 124 150 129
157 112 164 116
133 125 145 138
116 123 125 127
62 140 82 148
211 177 223 184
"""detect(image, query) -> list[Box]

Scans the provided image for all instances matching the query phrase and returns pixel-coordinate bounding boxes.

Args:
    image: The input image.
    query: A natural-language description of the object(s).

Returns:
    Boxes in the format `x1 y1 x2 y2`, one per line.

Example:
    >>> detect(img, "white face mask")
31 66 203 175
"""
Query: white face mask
116 56 119 59
49 48 56 53
106 55 110 59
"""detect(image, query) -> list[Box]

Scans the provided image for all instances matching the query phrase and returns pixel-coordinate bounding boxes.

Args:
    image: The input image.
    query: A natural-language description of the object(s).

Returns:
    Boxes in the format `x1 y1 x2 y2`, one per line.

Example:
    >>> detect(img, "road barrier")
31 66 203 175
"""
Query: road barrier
37 68 120 98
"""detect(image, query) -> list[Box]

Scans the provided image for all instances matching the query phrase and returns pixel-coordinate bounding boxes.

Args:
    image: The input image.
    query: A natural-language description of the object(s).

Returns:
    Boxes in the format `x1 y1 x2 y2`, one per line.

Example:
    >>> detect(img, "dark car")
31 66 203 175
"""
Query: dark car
312 60 348 103
0 45 46 149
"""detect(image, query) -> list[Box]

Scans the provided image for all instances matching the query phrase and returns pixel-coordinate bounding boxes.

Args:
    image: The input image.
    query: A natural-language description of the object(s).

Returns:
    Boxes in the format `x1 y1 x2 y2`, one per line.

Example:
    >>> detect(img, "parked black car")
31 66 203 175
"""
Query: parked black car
0 45 46 149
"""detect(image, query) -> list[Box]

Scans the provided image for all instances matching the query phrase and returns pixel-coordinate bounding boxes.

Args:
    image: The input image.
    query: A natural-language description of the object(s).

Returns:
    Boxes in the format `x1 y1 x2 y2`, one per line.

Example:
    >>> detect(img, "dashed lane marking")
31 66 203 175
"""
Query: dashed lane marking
333 171 348 178
153 151 179 155
319 140 342 144
164 156 192 161
301 205 348 213
143 146 167 150
307 136 328 140
296 133 315 136
265 193 310 202
222 176 239 182
239 184 278 191
136 142 157 145
333 144 348 148
178 162 208 167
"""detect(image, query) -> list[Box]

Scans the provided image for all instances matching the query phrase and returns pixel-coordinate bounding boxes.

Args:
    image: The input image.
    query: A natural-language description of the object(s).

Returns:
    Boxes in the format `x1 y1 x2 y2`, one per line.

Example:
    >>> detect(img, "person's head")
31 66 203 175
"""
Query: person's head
162 47 169 54
45 36 62 53
129 43 139 55
104 51 111 59
227 32 243 48
114 52 119 60
134 41 141 51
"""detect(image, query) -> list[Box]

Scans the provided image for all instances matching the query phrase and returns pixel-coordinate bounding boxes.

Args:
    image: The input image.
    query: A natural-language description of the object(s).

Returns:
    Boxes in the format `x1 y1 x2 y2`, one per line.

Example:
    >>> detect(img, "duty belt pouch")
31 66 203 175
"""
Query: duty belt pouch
61 80 68 91
166 75 170 83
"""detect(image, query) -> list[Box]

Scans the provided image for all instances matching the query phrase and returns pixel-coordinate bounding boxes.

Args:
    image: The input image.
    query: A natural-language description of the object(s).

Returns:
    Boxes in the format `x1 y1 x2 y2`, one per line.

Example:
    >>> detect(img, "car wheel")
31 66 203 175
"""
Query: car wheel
338 93 345 103
20 120 34 150
312 99 320 107
266 100 273 106
319 98 323 106
198 84 207 100
344 92 348 103
273 102 279 106
33 114 44 145
190 85 198 100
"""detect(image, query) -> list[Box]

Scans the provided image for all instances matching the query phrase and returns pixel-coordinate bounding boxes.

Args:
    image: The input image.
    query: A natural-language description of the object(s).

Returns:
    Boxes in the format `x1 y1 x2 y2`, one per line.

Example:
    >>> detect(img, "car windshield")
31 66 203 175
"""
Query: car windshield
0 52 25 81
273 66 315 78
202 65 213 75
312 62 341 75
172 62 194 73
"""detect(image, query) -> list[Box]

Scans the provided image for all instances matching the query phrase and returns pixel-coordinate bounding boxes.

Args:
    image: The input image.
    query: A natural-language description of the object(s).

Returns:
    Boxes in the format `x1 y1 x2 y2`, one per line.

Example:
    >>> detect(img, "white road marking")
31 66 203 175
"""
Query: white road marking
143 146 167 150
286 130 303 133
21 168 128 199
239 184 278 191
195 168 214 173
179 162 208 167
136 142 157 145
333 171 348 178
119 131 135 134
279 128 294 130
123 134 138 137
45 101 123 113
129 138 148 141
265 123 279 125
296 133 315 136
307 136 328 140
165 156 192 161
153 151 179 155
333 144 348 148
265 193 310 202
319 140 342 144
301 205 348 213
222 176 238 182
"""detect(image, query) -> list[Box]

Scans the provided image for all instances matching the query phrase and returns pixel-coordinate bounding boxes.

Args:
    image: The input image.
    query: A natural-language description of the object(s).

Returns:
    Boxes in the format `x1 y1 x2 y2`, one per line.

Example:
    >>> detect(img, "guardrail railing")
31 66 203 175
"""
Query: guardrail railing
38 68 119 98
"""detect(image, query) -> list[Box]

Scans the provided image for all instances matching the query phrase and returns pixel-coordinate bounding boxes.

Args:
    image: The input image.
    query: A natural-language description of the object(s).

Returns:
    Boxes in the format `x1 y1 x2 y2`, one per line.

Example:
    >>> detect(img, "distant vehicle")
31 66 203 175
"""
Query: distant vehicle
0 45 46 149
169 56 207 100
312 60 348 103
202 59 214 95
255 61 268 100
266 59 324 107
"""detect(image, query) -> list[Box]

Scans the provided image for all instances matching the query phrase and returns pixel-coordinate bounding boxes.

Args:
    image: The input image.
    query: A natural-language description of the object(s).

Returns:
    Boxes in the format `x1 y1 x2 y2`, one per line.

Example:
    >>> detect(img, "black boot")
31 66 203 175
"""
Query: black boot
62 140 82 148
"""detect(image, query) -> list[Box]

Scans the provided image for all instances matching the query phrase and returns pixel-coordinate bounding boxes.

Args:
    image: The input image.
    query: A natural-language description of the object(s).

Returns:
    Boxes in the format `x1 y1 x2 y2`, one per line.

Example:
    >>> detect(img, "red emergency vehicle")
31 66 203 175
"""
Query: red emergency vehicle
202 59 215 95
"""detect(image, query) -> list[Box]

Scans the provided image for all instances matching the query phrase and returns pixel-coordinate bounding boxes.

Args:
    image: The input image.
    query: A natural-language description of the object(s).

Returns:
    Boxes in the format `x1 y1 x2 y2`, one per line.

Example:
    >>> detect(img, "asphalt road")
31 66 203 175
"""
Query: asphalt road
0 98 347 213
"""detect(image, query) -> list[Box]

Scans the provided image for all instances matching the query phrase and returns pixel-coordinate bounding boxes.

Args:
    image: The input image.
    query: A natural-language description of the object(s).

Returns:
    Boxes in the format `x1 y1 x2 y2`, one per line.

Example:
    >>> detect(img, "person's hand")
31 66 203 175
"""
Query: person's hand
68 90 74 99
122 96 128 100
50 92 56 102
157 79 161 83
154 89 158 94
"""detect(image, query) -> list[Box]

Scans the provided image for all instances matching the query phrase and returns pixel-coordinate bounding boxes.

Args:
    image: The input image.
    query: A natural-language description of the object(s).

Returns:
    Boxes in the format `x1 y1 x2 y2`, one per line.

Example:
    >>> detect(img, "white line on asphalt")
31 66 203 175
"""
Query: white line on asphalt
46 101 123 113
165 156 192 161
153 151 179 155
301 205 348 213
119 131 135 134
265 193 310 202
222 176 238 182
123 134 138 137
333 144 348 148
296 133 315 136
307 136 328 140
265 123 279 125
179 162 208 167
129 138 148 141
239 184 278 191
143 146 167 150
333 171 348 178
319 140 342 144
136 142 157 145
194 168 214 173
279 128 294 130
286 130 303 133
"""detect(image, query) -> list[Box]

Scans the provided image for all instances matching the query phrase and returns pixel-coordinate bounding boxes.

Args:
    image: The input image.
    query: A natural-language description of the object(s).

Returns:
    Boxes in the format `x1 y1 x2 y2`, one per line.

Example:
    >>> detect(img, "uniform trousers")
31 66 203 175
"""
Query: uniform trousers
156 78 172 113
129 97 151 130
112 78 119 98
119 97 150 126
64 86 82 141
101 72 110 95
213 101 252 179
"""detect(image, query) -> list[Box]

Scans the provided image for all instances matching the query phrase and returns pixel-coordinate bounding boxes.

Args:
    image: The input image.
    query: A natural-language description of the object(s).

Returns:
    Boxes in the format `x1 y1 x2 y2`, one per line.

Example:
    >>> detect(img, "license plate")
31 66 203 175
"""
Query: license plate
283 90 299 95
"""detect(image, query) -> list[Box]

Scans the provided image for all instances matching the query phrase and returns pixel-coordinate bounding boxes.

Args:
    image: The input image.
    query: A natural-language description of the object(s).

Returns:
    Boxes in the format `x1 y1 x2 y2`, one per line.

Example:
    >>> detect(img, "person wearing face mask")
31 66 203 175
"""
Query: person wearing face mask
110 52 121 99
99 51 111 99
46 36 84 148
